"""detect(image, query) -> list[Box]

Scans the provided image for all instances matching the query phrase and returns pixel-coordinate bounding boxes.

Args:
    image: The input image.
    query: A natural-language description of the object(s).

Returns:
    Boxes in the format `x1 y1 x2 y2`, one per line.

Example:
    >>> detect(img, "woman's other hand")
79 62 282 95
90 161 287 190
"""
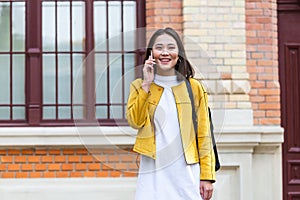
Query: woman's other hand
200 180 213 200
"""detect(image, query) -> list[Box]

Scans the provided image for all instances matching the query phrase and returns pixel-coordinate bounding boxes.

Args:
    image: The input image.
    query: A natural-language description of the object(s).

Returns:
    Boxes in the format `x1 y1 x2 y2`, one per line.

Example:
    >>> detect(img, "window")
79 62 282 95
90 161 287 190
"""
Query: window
0 0 145 126
0 1 26 122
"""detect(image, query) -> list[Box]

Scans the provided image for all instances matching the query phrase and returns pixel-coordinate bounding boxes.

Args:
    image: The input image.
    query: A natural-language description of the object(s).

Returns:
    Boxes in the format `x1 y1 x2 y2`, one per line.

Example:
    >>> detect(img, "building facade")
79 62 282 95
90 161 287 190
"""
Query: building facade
0 0 299 199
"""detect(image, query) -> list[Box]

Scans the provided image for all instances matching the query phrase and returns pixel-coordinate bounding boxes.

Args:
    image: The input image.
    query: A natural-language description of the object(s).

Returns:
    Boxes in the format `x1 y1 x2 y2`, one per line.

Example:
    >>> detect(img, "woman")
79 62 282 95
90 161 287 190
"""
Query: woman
126 27 215 200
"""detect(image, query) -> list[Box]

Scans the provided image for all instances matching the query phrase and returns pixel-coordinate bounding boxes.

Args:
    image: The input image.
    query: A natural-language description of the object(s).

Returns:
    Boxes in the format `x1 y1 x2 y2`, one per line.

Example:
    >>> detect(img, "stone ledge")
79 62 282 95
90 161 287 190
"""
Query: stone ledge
0 178 137 200
0 126 283 148
0 126 136 147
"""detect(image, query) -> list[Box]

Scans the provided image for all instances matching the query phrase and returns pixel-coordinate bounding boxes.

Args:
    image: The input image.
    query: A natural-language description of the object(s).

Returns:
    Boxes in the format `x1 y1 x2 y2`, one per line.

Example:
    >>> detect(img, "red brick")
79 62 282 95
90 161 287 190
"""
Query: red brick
257 60 273 66
266 81 279 88
93 155 107 163
56 172 69 178
266 111 281 117
16 172 28 178
1 156 13 163
8 164 20 171
246 10 263 16
96 171 109 177
146 1 155 9
256 17 272 24
7 150 20 155
88 149 103 154
102 164 114 171
259 45 273 51
21 164 33 171
116 163 129 170
266 96 280 102
48 164 61 171
43 172 55 178
83 172 95 177
110 171 122 177
70 172 83 177
75 149 89 155
259 103 280 110
246 23 264 30
81 155 94 163
246 30 257 37
258 89 280 96
250 81 265 88
35 149 47 155
250 96 265 102
54 156 66 163
28 156 40 163
88 164 101 171
0 164 6 171
63 149 75 155
35 164 47 171
252 103 259 110
62 164 73 171
30 172 42 178
0 150 6 155
246 17 257 23
170 1 181 8
120 155 135 162
154 1 170 8
257 74 275 81
41 156 53 163
260 118 281 125
253 110 265 117
68 156 80 163
247 60 257 67
49 149 61 155
21 149 34 155
128 163 139 171
1 172 14 178
163 9 181 16
123 171 138 177
251 53 264 59
75 163 87 171
108 155 120 162
14 156 27 163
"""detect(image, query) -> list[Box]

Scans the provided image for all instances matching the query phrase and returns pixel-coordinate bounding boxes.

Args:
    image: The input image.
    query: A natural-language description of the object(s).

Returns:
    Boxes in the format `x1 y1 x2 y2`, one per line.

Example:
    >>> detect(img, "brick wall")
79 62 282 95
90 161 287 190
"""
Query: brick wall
245 0 280 125
0 148 138 178
146 0 183 38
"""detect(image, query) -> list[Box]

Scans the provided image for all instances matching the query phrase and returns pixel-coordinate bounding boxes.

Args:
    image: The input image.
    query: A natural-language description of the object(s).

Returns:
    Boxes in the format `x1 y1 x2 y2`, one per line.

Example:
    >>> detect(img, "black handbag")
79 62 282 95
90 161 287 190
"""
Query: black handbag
185 79 221 171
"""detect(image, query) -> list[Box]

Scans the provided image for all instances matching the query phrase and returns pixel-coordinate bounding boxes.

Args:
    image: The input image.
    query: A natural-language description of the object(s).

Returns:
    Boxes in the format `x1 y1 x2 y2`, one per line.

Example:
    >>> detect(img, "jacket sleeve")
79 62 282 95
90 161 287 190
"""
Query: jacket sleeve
192 79 216 182
126 79 150 129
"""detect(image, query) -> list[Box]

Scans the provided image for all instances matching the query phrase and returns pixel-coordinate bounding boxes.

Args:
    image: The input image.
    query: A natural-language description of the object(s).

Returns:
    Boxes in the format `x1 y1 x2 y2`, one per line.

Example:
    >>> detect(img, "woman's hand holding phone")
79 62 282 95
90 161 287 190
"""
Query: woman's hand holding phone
142 51 155 92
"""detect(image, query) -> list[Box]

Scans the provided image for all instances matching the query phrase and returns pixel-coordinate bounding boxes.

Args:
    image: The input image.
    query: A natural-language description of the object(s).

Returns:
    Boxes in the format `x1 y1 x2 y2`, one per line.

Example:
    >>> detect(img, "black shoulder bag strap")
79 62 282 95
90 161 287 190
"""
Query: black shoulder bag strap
185 79 220 171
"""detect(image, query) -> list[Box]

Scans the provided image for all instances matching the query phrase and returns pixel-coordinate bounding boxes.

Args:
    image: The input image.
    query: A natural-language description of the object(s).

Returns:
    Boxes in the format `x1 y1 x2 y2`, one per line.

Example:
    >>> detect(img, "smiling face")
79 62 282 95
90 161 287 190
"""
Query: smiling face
152 34 179 76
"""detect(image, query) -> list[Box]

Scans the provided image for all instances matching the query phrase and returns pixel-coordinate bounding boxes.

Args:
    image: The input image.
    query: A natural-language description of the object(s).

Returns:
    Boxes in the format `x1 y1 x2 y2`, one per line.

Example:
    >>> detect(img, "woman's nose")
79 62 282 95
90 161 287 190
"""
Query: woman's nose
161 49 169 55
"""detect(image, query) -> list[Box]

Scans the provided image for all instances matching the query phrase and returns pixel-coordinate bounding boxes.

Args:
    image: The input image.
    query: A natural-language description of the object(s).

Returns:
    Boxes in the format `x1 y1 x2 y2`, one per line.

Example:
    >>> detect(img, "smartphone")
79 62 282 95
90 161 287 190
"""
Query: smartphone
150 50 156 72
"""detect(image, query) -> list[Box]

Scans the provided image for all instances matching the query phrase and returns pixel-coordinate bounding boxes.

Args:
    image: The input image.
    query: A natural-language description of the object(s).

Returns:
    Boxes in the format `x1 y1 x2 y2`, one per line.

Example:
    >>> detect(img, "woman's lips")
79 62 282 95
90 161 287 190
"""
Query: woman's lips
159 58 171 64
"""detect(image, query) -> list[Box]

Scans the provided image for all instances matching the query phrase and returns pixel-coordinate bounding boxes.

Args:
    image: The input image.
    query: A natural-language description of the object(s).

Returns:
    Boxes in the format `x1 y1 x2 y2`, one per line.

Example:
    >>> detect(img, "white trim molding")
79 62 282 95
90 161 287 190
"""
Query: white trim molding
0 125 283 148
0 126 136 147
0 178 137 200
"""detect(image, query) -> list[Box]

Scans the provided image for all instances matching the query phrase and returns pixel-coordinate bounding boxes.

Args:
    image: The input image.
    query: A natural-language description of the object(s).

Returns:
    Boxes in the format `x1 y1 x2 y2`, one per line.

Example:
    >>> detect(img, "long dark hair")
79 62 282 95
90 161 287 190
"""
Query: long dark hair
144 27 194 81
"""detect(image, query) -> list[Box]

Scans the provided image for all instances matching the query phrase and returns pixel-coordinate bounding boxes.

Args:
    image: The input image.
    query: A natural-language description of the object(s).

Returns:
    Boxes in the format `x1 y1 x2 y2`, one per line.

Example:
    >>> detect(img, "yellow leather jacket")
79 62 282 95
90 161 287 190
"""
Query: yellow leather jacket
126 78 216 181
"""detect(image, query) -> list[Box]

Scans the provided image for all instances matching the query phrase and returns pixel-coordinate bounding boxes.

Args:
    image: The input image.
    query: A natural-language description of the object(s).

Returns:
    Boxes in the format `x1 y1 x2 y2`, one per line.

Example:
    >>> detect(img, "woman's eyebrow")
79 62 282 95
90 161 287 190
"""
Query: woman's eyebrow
154 43 176 46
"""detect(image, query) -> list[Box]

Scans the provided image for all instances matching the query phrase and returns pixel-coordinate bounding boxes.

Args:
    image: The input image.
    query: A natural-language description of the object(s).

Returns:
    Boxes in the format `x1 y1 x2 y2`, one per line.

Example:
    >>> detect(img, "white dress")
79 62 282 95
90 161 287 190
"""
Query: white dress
135 74 202 200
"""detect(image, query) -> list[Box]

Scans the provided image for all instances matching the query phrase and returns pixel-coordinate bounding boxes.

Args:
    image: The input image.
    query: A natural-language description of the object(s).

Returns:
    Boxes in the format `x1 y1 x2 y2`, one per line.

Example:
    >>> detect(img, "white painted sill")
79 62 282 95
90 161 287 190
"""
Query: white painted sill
0 126 283 148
